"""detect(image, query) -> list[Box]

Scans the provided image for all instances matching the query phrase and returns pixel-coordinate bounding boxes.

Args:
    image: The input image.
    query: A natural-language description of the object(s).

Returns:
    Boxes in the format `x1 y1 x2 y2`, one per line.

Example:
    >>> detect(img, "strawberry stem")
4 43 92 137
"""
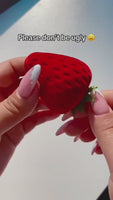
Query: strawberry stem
72 86 98 117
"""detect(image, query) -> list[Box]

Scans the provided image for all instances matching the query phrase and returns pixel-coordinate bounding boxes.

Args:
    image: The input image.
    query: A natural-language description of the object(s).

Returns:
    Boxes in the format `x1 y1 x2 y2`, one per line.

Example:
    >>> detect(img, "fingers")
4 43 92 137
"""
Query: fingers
0 133 15 176
89 92 113 173
109 174 113 200
22 110 60 134
79 128 95 142
0 103 59 176
62 109 88 121
56 117 90 136
0 124 24 176
0 57 25 87
102 90 113 109
91 141 103 155
0 65 41 136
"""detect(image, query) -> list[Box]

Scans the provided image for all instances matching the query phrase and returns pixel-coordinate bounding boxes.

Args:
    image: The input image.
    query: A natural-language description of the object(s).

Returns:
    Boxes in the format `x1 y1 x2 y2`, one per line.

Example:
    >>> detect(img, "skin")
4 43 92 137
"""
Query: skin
90 90 113 200
0 57 59 175
59 90 113 199
0 57 113 198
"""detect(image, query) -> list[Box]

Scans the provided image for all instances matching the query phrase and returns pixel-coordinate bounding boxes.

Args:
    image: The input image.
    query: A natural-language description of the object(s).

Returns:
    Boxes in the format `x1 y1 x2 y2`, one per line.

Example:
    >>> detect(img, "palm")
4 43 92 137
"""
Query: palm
0 58 59 175
0 93 59 175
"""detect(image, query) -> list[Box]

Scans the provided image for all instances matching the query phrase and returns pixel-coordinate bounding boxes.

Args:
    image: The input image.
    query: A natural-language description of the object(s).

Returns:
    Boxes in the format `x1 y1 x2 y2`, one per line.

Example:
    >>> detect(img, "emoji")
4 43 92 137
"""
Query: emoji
88 34 95 41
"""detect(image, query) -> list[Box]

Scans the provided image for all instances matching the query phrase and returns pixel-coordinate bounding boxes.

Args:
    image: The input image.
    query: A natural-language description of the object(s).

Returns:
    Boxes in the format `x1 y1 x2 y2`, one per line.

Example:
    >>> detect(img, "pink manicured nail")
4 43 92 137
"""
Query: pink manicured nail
73 136 80 142
56 125 65 136
91 142 98 155
91 91 109 115
91 141 102 155
62 111 72 121
18 65 41 98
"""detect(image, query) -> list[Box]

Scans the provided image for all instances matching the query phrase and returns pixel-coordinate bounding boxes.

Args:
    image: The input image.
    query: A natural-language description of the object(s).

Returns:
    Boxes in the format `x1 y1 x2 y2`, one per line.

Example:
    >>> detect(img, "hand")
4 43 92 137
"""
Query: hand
89 90 113 200
56 90 113 199
0 58 59 175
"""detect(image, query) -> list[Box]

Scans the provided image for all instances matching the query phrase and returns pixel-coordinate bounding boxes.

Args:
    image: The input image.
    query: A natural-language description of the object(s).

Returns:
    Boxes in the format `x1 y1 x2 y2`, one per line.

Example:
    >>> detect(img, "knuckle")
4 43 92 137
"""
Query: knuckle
3 95 22 116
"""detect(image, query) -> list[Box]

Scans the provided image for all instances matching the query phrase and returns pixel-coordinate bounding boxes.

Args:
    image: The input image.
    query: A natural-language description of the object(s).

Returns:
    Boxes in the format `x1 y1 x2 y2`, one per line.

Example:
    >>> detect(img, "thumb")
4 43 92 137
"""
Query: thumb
0 64 41 136
89 91 113 199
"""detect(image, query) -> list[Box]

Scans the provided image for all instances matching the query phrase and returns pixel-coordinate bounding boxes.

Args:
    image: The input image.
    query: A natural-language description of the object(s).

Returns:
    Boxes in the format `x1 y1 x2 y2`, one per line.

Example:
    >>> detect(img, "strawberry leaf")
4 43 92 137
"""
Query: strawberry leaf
72 86 98 117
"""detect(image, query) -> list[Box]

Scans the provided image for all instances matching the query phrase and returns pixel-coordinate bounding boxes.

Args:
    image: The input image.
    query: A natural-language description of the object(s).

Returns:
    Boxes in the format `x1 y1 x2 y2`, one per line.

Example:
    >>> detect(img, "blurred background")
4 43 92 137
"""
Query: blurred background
0 0 112 199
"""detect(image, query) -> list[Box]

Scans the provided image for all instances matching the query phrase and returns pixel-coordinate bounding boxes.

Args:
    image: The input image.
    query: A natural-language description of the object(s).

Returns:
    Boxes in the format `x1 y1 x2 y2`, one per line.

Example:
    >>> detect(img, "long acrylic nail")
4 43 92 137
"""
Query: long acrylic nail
18 64 41 98
73 136 80 142
91 142 98 155
91 91 110 115
91 141 102 155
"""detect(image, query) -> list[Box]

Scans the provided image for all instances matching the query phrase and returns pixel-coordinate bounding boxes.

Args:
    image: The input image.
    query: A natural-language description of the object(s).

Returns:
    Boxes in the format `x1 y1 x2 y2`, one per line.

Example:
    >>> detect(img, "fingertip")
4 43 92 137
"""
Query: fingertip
91 141 103 155
90 91 110 116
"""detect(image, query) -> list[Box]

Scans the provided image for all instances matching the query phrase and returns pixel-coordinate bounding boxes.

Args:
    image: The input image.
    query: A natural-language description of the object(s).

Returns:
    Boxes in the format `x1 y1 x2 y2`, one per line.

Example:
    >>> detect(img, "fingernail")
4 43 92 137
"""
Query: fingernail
56 124 67 136
91 91 110 115
91 142 97 155
18 64 41 98
73 136 79 142
56 127 64 136
62 111 72 121
91 141 102 155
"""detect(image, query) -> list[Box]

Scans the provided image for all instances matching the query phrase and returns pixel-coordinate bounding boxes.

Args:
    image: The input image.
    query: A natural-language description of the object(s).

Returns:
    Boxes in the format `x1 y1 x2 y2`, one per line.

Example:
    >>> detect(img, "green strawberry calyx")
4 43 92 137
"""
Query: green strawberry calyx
72 86 98 116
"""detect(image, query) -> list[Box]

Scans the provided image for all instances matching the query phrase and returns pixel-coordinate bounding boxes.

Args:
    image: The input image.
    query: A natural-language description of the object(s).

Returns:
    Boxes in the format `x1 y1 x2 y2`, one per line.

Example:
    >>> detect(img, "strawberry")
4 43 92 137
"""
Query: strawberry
24 52 92 114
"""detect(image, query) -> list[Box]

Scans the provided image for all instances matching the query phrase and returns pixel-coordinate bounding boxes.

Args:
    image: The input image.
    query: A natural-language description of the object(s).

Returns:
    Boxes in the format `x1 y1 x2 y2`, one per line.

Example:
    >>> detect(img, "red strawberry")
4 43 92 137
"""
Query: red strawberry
24 52 92 114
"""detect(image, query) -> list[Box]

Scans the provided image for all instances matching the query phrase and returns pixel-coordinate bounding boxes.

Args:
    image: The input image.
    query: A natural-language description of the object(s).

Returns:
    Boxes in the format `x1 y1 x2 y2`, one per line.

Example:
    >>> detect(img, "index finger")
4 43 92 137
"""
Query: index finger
0 57 26 87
